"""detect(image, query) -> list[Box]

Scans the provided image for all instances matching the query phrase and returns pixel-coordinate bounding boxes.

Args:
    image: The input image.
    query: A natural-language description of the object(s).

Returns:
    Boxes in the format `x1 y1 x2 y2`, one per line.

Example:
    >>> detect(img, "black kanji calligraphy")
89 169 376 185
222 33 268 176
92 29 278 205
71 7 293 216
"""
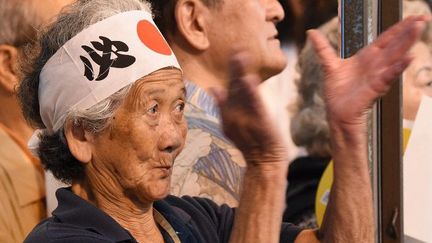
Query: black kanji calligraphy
80 36 136 81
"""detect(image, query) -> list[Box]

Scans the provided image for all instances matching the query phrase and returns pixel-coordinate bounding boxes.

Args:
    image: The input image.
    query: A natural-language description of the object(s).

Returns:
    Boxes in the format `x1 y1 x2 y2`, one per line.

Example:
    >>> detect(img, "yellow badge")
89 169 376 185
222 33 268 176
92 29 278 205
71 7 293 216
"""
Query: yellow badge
315 161 333 227
403 127 412 152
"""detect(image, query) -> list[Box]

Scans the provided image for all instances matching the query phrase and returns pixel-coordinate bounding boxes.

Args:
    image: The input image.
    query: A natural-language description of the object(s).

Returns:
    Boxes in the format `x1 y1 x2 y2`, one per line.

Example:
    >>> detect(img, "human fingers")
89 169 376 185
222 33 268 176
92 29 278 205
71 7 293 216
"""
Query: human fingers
307 29 338 72
374 15 430 49
357 55 413 103
378 55 413 89
215 52 275 154
227 52 263 110
376 20 426 66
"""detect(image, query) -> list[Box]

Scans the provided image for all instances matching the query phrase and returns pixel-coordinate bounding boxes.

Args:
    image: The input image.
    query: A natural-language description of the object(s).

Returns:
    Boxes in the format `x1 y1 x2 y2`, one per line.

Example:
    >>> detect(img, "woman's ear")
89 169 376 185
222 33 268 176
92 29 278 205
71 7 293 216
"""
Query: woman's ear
175 0 210 51
64 120 93 163
0 44 19 93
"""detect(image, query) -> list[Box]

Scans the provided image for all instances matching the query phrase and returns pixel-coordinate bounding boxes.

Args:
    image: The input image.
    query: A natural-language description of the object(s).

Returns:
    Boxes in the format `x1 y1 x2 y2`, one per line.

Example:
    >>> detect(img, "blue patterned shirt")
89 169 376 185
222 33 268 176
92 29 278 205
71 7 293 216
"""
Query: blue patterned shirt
170 81 246 206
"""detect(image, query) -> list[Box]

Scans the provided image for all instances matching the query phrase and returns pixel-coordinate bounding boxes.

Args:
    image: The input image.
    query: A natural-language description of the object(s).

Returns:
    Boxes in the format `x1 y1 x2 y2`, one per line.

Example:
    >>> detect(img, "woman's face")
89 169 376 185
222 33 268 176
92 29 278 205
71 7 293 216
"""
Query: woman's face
403 42 432 120
90 69 187 203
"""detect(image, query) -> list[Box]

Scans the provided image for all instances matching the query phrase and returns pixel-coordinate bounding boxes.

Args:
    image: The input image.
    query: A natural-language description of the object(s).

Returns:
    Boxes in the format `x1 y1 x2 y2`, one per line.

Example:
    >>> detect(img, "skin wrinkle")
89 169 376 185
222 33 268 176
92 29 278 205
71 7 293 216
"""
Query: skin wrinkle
104 86 182 194
403 41 432 120
205 0 286 81
52 9 428 243
414 66 432 81
157 0 287 91
147 0 290 210
73 69 187 243
83 165 159 238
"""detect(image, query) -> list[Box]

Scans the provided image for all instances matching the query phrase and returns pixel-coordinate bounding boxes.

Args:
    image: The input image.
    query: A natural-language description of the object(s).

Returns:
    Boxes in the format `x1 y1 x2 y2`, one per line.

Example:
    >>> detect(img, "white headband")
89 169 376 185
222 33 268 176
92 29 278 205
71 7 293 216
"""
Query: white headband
29 10 180 152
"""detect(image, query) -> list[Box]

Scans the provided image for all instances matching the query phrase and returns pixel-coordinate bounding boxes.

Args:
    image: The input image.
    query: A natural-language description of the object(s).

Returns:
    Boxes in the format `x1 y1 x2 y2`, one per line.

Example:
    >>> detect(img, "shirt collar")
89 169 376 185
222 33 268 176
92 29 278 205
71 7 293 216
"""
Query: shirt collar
185 81 221 120
154 197 195 242
53 188 198 243
52 188 135 242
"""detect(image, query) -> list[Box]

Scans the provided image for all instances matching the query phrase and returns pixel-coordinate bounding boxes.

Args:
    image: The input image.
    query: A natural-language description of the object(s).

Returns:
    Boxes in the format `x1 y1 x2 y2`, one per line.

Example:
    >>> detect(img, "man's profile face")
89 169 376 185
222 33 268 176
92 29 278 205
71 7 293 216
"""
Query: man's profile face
206 0 287 80
0 0 74 94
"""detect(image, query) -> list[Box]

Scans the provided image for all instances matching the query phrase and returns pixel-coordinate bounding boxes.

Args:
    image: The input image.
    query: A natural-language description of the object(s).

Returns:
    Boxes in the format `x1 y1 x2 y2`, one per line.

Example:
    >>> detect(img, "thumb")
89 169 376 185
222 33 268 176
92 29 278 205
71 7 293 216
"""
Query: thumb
307 29 338 71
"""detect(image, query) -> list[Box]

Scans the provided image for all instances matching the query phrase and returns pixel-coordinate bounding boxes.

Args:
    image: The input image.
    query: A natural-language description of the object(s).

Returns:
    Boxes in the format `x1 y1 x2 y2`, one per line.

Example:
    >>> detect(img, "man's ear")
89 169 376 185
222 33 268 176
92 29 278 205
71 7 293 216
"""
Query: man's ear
175 0 211 51
64 120 93 164
0 44 19 93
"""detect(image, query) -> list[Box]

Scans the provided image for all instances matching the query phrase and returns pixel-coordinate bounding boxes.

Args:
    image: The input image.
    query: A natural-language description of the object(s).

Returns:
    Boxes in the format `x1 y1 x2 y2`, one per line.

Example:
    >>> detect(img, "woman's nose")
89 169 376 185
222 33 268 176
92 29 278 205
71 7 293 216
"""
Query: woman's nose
158 118 184 154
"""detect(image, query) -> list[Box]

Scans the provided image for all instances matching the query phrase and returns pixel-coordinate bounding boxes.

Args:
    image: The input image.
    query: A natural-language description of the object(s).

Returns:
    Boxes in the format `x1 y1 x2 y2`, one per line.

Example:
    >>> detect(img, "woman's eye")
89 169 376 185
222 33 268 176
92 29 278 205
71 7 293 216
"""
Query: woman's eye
175 102 185 112
147 104 158 114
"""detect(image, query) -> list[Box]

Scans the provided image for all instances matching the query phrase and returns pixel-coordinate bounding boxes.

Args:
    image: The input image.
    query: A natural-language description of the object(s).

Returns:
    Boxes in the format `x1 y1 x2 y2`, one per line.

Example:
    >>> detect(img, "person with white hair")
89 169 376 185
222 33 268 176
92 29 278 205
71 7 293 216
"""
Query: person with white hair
20 0 428 242
0 0 73 241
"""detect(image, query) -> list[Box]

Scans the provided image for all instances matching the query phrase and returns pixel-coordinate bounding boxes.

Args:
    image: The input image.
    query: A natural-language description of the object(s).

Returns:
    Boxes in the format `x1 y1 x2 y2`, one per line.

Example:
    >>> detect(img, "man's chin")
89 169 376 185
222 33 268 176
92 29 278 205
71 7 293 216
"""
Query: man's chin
261 62 287 81
260 52 288 80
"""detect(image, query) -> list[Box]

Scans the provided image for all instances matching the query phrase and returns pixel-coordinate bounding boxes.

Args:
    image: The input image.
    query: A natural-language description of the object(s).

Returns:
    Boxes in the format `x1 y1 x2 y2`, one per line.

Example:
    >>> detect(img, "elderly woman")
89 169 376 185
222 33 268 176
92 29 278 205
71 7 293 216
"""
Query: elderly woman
285 17 339 228
19 1 301 242
19 0 427 242
403 0 432 122
286 1 432 228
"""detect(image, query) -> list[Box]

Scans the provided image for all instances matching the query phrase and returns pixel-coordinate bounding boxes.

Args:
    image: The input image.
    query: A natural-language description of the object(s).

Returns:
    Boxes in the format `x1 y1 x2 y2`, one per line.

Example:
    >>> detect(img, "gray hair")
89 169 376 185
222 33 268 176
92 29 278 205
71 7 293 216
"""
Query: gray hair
291 0 432 157
290 17 338 157
0 0 41 47
67 86 131 134
17 0 150 183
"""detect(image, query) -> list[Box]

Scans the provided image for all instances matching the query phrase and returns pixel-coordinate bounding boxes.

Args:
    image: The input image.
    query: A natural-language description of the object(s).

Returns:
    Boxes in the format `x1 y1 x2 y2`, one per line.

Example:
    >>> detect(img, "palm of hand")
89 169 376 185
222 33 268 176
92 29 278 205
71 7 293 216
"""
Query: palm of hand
210 54 288 165
310 16 428 130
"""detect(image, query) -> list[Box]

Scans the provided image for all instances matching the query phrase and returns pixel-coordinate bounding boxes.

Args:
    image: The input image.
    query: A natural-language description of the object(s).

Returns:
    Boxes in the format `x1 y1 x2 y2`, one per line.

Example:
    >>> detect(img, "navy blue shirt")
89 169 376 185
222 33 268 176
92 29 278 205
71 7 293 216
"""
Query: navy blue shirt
25 188 302 242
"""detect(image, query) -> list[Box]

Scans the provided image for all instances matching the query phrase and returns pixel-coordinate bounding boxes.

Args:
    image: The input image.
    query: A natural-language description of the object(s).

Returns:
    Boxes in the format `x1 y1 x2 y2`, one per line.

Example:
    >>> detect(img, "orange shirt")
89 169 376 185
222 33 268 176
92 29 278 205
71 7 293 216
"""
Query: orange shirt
0 124 46 242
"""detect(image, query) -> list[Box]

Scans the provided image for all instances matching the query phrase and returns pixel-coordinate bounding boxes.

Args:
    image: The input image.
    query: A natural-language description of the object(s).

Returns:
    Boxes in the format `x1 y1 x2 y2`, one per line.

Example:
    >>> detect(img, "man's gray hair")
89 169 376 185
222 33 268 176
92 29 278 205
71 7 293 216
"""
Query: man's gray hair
17 0 151 183
0 0 41 47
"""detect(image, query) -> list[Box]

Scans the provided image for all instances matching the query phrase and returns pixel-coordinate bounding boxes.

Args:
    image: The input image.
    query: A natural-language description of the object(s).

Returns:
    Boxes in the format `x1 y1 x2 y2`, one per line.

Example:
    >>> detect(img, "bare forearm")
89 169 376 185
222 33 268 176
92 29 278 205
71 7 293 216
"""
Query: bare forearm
296 14 430 243
319 123 374 243
230 164 288 243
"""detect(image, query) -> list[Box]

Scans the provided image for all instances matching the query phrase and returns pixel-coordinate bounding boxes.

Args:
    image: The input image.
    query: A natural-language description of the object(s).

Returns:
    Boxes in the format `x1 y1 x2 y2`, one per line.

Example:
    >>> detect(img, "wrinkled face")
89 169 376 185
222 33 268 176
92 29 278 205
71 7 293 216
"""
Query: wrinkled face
403 42 432 120
90 69 187 202
207 0 286 80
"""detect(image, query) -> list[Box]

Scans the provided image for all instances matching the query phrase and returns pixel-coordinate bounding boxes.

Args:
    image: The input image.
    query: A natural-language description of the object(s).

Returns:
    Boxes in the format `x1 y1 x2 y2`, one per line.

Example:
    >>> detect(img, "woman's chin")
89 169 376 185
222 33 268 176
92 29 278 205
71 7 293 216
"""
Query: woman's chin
137 180 171 202
143 190 170 202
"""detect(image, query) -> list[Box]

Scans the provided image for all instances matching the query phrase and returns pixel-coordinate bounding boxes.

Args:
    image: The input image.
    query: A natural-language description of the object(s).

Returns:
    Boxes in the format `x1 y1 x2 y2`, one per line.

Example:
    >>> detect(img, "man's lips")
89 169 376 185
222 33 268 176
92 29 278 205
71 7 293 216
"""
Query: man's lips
269 32 279 40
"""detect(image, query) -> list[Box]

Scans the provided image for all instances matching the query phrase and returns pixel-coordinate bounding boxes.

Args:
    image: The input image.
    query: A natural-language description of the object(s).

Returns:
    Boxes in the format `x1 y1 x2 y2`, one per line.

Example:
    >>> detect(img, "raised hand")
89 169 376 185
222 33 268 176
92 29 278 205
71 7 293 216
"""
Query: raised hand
209 53 288 166
308 16 429 132
297 16 431 243
215 53 290 243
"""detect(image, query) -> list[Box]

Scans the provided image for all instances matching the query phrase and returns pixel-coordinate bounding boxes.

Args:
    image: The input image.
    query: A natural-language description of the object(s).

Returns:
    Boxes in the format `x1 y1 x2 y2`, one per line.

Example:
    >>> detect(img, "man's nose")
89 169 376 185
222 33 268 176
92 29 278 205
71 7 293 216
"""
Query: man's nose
266 0 285 24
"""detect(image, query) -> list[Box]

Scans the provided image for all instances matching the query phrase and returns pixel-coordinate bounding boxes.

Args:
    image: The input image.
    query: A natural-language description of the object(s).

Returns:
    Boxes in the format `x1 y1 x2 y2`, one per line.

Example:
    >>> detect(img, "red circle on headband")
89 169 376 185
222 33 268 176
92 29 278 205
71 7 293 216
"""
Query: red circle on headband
137 20 172 55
